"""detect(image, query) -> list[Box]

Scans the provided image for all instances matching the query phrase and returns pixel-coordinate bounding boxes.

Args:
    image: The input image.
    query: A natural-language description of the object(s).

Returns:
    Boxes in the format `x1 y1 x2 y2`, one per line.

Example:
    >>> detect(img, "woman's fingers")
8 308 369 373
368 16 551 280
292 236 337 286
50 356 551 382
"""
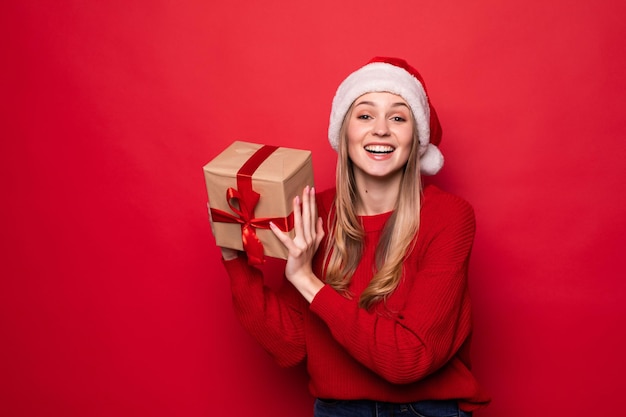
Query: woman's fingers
301 186 312 243
302 186 320 246
292 193 303 245
270 221 297 251
271 185 320 255
309 187 319 238
315 216 325 247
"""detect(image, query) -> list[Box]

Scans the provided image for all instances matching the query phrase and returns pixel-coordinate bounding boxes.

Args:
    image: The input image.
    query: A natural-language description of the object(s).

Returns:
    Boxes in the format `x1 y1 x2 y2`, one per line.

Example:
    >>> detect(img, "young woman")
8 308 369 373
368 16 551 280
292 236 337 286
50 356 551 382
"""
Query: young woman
217 57 490 416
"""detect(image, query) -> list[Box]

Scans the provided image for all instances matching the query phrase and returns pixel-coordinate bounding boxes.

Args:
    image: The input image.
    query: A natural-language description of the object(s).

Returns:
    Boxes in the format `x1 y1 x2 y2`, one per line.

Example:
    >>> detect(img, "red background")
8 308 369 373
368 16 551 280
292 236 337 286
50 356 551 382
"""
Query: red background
2 1 625 416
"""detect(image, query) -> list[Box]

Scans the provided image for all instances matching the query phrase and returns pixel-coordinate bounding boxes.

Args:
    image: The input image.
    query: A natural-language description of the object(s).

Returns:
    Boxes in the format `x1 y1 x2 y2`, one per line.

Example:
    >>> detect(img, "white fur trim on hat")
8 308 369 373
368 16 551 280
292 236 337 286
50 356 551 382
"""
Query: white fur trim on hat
328 61 443 175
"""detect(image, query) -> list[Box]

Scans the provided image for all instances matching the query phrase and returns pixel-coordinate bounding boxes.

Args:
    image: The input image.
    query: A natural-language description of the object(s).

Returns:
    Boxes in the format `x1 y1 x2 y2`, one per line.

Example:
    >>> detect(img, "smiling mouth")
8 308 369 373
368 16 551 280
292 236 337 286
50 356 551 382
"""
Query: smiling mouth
364 145 395 154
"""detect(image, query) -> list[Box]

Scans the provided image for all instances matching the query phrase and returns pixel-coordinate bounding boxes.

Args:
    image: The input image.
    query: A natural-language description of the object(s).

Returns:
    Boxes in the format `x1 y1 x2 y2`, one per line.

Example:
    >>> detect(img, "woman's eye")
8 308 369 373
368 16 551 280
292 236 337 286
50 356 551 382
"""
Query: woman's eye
391 116 406 122
357 114 372 120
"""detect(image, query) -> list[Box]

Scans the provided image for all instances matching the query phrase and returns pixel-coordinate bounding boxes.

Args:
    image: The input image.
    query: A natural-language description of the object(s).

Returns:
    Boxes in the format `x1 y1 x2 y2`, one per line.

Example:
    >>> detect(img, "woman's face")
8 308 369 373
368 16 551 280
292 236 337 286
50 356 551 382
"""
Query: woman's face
345 92 415 181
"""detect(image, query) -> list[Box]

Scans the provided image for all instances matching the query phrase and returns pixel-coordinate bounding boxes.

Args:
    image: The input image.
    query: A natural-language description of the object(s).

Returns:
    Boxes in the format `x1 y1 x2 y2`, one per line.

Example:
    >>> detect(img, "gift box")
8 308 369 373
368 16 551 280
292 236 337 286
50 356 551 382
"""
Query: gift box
203 141 315 264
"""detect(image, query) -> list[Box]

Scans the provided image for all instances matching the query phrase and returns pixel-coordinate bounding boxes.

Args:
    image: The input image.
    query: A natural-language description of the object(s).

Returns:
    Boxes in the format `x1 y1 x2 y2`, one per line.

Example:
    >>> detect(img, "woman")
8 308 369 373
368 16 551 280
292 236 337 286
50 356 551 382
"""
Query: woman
217 57 490 416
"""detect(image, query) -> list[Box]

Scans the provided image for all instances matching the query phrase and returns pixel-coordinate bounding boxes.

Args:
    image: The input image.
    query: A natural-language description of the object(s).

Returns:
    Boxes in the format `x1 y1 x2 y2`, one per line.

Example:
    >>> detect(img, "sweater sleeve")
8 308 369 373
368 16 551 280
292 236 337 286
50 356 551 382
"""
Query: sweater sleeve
310 193 476 384
223 256 306 367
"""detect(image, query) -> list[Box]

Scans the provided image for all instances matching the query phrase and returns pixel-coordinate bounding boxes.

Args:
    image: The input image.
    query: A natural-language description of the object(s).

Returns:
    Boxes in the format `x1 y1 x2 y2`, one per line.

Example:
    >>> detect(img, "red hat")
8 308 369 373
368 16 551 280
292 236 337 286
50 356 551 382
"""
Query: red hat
328 57 444 175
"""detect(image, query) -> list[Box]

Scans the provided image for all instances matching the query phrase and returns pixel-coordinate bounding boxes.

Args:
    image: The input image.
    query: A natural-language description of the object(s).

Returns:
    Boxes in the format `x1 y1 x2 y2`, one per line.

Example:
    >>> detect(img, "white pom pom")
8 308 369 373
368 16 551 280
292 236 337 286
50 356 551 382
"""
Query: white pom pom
419 143 444 175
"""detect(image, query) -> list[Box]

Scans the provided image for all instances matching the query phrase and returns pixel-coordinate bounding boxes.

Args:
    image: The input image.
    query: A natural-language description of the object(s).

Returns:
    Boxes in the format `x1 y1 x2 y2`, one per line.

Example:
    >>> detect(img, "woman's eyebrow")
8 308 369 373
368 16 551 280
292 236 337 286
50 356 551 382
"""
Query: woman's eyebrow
354 101 409 108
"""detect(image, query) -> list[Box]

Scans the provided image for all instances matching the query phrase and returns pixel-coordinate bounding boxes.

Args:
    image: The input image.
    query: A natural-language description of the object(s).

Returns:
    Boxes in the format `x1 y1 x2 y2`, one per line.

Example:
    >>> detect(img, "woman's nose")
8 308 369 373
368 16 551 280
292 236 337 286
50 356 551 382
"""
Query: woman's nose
373 118 390 136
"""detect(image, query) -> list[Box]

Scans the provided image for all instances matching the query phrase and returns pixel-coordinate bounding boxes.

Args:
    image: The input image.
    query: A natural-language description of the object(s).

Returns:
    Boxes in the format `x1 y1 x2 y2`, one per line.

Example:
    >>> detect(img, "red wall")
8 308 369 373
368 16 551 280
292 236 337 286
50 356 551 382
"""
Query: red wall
2 1 625 416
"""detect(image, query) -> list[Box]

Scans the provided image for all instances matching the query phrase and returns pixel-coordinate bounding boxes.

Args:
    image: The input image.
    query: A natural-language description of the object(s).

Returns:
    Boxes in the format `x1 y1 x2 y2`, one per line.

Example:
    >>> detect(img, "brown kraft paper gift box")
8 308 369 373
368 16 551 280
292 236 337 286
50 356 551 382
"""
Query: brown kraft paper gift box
203 141 315 264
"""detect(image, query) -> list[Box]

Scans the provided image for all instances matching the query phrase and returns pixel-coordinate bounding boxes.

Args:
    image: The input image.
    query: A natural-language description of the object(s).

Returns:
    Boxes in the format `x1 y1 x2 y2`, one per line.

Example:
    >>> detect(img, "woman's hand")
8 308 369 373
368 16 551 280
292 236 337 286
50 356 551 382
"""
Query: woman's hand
219 247 240 261
270 186 325 303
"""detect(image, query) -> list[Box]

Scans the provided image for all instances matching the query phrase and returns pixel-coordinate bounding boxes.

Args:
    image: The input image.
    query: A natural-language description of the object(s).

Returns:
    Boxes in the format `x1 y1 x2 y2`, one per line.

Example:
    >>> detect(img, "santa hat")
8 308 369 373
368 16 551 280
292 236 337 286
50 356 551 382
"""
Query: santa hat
328 56 444 175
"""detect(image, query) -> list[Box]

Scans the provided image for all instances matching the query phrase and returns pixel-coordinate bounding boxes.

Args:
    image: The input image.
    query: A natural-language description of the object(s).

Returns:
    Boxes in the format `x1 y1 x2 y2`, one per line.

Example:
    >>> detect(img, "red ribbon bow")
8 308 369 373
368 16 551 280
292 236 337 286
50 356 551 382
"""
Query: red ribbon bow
210 145 293 265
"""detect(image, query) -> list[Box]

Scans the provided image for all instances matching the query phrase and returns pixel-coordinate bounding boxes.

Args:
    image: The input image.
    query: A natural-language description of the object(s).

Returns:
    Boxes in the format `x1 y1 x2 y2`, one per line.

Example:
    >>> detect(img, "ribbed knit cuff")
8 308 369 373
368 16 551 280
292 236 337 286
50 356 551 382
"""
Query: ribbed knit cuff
310 284 350 326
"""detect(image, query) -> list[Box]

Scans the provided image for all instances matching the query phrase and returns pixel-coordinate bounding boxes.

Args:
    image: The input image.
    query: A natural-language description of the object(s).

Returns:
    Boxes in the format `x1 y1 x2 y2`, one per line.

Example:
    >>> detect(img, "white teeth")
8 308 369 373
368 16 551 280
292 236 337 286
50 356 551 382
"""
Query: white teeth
365 145 394 153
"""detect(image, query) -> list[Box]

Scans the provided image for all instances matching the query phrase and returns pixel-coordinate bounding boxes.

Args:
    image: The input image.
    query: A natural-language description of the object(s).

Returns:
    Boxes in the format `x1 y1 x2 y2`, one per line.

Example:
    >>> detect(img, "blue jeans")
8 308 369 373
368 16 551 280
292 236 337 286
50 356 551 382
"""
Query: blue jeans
314 399 472 417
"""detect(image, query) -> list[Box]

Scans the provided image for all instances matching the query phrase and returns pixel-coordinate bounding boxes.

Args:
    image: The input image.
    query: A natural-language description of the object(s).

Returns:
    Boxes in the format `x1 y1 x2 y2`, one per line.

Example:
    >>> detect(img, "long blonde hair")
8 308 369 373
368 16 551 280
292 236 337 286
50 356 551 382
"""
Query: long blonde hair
323 107 423 310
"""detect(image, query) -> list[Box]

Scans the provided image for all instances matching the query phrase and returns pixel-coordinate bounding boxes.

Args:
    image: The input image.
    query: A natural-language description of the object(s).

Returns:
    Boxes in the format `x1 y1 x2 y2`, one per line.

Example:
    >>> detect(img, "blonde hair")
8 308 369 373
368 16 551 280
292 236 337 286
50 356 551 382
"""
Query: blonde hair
323 106 423 310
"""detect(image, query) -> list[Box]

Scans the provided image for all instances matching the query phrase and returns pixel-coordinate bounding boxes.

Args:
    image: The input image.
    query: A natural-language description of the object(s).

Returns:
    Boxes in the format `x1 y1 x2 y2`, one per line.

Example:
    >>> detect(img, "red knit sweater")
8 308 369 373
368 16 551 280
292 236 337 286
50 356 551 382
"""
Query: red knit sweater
222 184 490 411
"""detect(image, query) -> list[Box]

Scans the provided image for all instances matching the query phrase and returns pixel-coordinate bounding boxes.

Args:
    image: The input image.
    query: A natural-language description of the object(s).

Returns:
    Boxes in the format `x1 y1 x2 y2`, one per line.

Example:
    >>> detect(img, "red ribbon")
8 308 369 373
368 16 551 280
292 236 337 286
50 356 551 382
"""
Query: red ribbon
210 145 294 265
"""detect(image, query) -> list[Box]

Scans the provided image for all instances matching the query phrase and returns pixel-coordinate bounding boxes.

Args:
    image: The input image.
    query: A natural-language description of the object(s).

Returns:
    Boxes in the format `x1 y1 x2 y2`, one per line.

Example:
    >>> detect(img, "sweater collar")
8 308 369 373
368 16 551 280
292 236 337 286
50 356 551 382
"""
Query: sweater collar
359 211 393 232
356 185 437 232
